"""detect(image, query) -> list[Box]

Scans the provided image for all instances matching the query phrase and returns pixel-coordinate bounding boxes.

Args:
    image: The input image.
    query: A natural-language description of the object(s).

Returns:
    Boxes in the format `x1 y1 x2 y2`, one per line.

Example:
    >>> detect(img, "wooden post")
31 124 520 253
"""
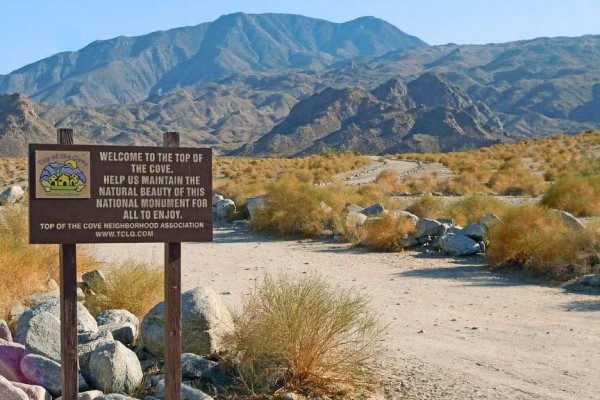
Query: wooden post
57 128 78 400
163 132 182 400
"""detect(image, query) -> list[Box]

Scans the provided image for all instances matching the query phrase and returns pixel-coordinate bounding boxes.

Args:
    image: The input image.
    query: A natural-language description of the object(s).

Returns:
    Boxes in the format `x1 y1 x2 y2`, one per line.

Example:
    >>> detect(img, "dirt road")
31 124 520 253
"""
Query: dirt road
94 224 600 399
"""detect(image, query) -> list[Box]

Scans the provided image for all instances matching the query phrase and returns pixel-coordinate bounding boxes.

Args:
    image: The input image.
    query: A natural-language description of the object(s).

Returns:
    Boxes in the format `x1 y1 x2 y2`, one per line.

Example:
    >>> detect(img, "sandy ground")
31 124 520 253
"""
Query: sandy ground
93 223 600 400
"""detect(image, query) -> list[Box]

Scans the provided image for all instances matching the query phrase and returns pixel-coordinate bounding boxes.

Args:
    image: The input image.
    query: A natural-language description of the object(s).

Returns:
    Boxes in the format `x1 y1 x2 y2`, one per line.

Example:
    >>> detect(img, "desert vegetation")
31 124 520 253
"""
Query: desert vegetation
224 273 383 397
0 156 27 186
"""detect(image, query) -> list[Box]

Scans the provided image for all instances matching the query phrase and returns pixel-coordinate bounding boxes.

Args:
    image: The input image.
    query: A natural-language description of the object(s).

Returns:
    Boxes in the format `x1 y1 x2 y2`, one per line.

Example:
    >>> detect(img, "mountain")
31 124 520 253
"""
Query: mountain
0 94 54 156
242 73 507 156
0 13 426 106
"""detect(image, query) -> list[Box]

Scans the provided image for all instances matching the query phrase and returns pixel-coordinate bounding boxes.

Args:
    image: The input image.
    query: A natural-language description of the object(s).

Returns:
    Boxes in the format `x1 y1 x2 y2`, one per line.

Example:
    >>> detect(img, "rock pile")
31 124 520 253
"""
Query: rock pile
0 286 232 399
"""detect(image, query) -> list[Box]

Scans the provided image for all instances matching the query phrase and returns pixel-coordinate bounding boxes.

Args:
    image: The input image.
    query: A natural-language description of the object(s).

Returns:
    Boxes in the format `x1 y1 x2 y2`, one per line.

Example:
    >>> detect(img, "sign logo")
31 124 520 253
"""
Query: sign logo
35 151 91 199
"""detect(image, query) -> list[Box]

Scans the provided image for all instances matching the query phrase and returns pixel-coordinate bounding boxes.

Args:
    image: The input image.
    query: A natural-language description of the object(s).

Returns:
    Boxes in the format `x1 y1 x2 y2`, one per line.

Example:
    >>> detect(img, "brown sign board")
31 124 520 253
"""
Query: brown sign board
29 144 213 244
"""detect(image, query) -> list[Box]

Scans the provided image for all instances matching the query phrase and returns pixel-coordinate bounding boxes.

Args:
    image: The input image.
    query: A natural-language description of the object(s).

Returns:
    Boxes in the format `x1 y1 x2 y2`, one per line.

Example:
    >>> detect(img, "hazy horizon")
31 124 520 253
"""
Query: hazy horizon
1 0 599 74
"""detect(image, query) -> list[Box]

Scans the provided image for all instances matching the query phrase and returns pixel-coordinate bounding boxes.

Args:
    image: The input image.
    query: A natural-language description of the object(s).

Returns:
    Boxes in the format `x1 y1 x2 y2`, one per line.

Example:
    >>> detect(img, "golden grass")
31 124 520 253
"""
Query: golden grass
360 214 416 251
0 157 27 187
0 206 98 320
224 273 383 397
405 194 445 219
446 194 508 226
84 261 163 320
486 205 600 280
541 175 600 217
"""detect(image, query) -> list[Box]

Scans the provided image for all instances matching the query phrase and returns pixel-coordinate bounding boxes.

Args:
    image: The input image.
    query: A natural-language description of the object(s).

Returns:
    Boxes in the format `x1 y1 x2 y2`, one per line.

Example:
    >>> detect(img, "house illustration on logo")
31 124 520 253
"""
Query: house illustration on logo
39 159 87 193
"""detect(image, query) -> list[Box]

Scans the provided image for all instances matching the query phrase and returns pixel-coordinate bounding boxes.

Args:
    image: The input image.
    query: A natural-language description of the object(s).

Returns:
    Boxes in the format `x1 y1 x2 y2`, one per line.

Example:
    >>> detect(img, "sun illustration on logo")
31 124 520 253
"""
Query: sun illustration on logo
39 159 87 192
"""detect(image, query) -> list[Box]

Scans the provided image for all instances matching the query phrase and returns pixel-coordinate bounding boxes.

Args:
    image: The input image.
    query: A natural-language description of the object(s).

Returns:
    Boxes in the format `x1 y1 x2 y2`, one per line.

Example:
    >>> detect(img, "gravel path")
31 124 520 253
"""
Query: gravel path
94 224 600 400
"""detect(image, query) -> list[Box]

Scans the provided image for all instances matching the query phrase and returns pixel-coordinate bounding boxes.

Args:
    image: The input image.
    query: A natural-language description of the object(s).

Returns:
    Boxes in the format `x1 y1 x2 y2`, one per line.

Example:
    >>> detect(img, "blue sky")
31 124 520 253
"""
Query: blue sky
1 0 599 74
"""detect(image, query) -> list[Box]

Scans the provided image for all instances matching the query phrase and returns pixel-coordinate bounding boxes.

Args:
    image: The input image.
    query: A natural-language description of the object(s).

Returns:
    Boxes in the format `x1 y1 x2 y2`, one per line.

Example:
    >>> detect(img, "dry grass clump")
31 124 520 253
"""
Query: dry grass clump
84 261 163 320
360 214 416 251
0 206 98 320
486 205 600 279
405 194 445 219
446 194 508 226
224 273 383 397
249 178 341 237
541 175 600 217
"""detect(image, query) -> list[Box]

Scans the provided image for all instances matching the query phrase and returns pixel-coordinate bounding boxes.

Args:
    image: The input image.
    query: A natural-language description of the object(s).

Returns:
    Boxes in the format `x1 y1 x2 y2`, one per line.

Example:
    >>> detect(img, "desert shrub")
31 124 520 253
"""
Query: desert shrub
541 175 600 217
446 194 507 226
225 273 383 396
0 206 98 320
249 177 340 237
405 194 445 219
85 261 163 320
361 214 416 251
486 205 600 279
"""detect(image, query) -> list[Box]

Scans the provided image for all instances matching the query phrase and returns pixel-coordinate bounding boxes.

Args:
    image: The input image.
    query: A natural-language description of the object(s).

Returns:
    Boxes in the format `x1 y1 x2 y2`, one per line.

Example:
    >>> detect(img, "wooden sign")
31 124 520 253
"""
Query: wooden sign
29 144 213 244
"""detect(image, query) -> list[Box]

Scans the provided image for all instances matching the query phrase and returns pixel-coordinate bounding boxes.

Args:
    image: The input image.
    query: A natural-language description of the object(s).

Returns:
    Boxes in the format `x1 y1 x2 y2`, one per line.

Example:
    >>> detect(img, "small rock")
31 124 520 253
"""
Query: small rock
98 323 136 346
415 218 447 239
554 210 585 231
578 274 600 287
439 234 481 256
459 223 487 241
479 214 501 228
77 287 86 302
0 185 25 206
180 353 217 380
88 341 143 395
0 375 28 400
96 310 139 335
360 203 385 217
344 203 363 214
56 390 105 400
212 194 224 206
392 210 420 224
345 212 368 228
215 199 236 220
245 195 266 219
142 287 235 358
82 270 109 296
21 353 88 397
155 380 213 400
0 319 13 341
0 339 27 383
11 382 51 400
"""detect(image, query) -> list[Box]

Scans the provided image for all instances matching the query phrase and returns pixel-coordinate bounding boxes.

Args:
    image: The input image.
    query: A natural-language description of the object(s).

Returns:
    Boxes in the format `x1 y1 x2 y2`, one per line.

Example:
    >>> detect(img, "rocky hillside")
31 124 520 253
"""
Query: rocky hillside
0 13 426 106
0 94 54 156
243 73 508 156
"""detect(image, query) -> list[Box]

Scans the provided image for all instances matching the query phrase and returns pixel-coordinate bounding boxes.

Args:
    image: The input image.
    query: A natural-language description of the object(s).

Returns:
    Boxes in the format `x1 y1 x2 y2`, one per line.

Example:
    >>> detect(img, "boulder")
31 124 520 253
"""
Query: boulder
20 354 88 397
17 298 98 351
344 203 363 214
88 341 143 395
392 210 420 224
415 218 447 239
479 214 501 228
438 234 481 256
212 194 224 206
215 199 236 220
578 274 600 287
96 310 139 335
0 375 28 400
245 195 266 219
142 287 234 358
0 319 13 342
345 212 368 228
11 382 51 400
459 223 487 241
56 390 104 400
78 334 114 384
554 210 585 231
98 323 136 346
16 311 61 362
82 270 109 296
180 353 217 380
0 185 25 206
437 218 456 227
360 203 385 217
155 380 213 400
399 234 419 248
0 339 27 382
